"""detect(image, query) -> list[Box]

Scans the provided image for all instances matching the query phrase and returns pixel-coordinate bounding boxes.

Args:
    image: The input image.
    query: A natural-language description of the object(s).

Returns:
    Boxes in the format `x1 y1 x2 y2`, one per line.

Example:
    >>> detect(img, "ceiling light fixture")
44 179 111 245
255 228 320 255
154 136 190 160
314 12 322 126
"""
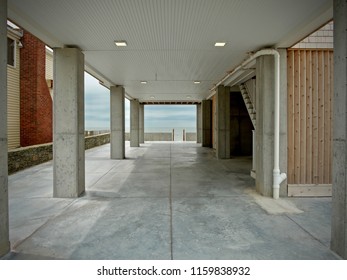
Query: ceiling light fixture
194 81 201 84
150 96 155 99
186 95 191 99
140 81 147 84
214 42 226 47
114 40 127 47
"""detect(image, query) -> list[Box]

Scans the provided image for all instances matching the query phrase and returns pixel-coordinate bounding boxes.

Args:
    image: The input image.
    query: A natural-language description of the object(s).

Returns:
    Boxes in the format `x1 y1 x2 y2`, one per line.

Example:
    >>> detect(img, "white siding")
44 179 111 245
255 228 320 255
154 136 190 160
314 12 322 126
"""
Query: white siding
7 36 20 150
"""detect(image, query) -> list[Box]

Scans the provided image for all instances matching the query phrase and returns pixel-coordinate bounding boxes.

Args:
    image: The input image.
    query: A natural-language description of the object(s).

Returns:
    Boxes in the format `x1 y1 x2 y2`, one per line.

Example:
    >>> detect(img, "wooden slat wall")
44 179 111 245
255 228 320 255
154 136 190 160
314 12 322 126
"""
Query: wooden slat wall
287 49 333 185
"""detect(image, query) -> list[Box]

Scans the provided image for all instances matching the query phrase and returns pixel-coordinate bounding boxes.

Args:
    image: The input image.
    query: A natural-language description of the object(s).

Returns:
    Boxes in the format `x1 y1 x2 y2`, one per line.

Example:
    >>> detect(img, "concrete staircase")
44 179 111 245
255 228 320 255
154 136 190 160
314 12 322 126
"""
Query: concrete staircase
239 80 256 129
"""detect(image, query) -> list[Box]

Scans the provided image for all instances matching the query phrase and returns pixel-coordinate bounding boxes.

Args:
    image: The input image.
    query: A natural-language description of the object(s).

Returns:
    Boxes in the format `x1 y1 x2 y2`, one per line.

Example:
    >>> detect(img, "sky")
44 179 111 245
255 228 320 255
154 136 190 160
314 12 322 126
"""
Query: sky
84 72 196 132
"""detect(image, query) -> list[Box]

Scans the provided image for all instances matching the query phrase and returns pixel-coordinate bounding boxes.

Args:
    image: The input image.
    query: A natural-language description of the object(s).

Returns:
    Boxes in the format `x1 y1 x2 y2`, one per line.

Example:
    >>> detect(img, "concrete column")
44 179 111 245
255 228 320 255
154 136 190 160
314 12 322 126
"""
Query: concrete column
215 85 230 159
255 51 287 197
251 130 256 176
202 100 212 147
53 48 85 198
196 104 202 143
110 86 125 159
130 99 140 147
139 104 144 144
279 48 288 197
331 0 347 259
0 0 10 257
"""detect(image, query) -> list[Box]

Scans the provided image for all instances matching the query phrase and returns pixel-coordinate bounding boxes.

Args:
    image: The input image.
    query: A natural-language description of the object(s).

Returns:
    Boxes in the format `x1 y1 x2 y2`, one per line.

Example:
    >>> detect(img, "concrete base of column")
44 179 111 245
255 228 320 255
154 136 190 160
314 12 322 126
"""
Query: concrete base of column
216 86 230 159
0 138 9 257
53 48 85 198
139 104 144 144
130 99 140 147
256 56 275 197
196 104 202 144
0 0 10 257
202 100 212 147
110 86 125 159
331 0 347 259
255 51 287 197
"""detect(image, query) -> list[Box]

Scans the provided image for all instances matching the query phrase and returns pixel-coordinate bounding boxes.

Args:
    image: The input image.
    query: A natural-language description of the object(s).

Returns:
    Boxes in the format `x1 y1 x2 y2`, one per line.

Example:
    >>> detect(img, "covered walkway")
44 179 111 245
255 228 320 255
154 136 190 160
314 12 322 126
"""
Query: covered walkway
4 143 338 260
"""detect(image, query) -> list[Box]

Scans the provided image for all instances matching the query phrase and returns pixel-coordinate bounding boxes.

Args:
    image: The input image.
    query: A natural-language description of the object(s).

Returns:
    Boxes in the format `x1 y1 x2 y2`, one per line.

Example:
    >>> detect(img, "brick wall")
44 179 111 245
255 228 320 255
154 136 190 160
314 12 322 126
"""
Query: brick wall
20 31 52 147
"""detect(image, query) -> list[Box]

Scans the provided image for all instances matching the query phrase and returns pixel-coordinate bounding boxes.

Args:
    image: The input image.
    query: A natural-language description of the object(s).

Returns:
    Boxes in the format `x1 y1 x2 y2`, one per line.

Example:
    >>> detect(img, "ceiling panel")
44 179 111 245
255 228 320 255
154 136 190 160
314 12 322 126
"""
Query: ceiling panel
8 0 333 102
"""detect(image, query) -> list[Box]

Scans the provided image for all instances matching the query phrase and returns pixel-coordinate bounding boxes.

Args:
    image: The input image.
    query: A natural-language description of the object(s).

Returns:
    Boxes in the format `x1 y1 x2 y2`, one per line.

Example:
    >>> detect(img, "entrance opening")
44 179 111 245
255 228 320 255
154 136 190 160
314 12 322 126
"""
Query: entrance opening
144 105 196 142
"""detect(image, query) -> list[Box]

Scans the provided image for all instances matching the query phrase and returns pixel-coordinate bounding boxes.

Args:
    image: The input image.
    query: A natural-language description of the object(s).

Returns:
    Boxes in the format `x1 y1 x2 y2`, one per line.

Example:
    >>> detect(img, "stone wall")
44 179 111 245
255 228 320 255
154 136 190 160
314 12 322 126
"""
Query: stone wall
85 133 110 150
8 132 198 174
9 133 111 174
8 143 53 174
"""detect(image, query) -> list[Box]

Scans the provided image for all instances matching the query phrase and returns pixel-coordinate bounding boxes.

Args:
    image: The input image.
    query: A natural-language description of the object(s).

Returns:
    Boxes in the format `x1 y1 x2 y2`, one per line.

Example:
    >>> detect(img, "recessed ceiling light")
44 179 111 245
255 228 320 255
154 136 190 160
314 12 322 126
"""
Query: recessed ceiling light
194 81 201 84
114 40 127 47
186 95 191 99
150 96 155 99
214 42 226 47
140 81 147 84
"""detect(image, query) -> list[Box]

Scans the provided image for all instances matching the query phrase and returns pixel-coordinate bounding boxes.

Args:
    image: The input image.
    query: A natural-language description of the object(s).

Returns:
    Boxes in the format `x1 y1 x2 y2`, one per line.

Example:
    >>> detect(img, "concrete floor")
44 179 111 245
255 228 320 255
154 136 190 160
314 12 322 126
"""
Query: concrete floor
3 142 340 260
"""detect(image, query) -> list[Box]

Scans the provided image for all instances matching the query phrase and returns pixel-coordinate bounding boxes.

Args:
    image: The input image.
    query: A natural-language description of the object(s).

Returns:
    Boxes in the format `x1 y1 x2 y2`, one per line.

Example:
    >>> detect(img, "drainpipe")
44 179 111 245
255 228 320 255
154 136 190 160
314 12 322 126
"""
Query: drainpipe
211 49 287 199
271 50 287 199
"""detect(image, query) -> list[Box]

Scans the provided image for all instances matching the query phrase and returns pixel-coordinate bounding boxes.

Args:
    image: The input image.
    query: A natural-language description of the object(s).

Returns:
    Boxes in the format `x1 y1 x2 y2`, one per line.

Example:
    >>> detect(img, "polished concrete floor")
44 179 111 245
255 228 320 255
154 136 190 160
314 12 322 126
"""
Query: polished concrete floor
3 142 340 259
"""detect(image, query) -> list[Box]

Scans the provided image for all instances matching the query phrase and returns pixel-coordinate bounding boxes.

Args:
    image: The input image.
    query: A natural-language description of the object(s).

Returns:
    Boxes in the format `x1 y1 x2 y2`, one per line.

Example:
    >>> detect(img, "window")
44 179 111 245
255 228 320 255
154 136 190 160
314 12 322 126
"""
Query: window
7 37 15 67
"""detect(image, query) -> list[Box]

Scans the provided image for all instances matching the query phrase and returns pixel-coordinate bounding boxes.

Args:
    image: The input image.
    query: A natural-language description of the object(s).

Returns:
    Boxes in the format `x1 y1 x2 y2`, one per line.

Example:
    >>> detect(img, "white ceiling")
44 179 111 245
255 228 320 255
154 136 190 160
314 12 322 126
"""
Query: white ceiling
8 0 333 102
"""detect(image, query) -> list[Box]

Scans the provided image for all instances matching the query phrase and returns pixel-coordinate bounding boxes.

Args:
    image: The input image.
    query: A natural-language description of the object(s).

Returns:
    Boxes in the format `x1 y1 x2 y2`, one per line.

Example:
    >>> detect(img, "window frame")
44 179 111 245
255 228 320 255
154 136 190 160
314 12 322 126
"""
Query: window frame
7 36 16 68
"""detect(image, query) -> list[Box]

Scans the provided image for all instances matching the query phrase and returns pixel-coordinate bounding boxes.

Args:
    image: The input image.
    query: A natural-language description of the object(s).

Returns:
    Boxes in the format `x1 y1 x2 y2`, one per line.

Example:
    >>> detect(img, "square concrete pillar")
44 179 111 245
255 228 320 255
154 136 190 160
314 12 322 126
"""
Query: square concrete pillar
110 86 125 159
278 48 288 197
139 104 144 144
53 48 85 198
0 0 10 257
130 99 140 147
215 85 230 159
196 103 202 144
256 56 274 197
255 52 287 197
202 100 212 147
331 0 347 259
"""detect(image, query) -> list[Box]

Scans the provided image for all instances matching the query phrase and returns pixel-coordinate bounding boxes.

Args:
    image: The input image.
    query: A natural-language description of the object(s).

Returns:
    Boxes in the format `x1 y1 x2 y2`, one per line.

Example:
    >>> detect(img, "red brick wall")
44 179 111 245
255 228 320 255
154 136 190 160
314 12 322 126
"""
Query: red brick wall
20 31 52 146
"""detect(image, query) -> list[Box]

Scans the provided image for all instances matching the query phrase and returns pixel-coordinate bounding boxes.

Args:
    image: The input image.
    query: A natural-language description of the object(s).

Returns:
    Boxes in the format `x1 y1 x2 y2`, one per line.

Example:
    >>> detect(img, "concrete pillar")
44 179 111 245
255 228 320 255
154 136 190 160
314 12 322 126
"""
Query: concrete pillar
130 99 140 147
196 103 202 143
331 0 347 259
139 104 144 144
252 130 256 175
215 85 230 159
202 100 212 147
255 51 287 197
279 48 288 197
53 48 85 198
110 86 125 159
0 0 10 257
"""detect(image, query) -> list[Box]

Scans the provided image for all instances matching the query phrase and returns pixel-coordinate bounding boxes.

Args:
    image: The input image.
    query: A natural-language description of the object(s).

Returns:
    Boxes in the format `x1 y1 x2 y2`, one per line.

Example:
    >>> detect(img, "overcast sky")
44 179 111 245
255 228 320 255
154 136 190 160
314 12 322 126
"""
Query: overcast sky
84 73 196 132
